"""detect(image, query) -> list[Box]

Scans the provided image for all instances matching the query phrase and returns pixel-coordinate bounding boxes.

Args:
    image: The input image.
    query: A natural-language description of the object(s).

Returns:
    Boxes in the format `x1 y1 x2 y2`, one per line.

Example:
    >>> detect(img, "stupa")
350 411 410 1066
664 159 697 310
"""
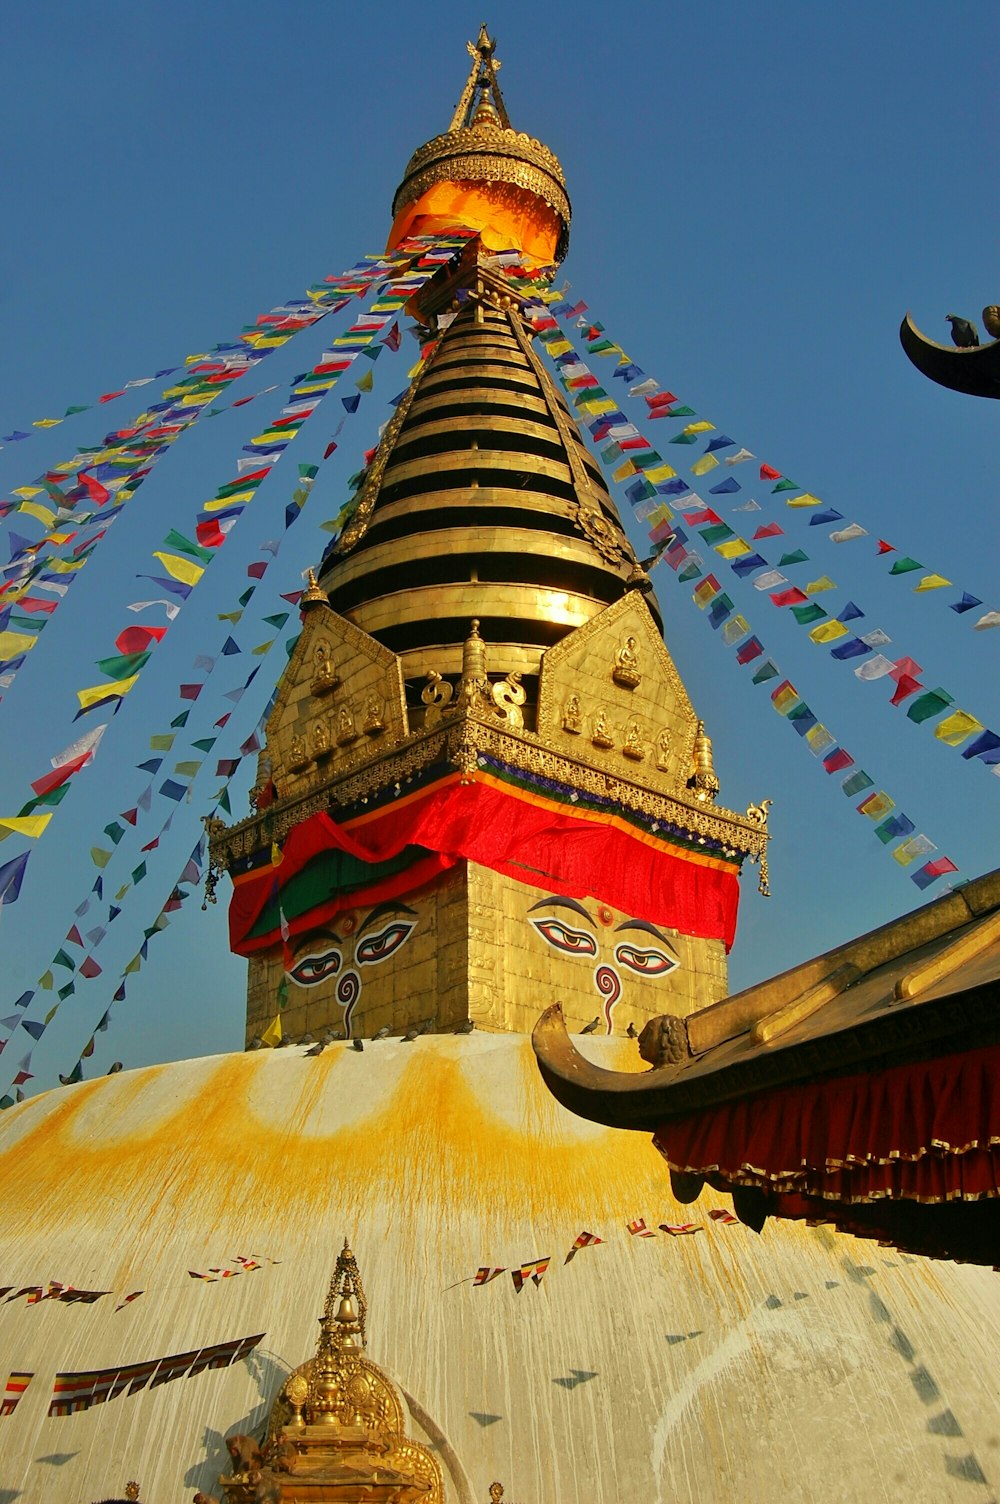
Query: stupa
1 29 999 1504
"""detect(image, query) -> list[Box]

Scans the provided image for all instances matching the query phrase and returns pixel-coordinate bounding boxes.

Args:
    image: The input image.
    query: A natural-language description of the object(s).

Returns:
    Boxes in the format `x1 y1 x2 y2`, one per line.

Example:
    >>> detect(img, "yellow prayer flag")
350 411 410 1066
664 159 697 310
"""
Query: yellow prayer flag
76 673 140 711
406 361 426 378
546 339 572 356
785 493 823 508
11 486 43 500
859 792 894 820
808 620 850 644
914 573 951 592
647 503 674 527
934 710 983 746
682 421 715 435
644 463 677 483
0 814 53 839
16 501 57 526
579 398 618 416
32 418 62 429
806 576 836 595
260 1012 283 1047
42 557 87 574
152 552 205 587
251 335 290 349
179 392 213 407
691 454 720 476
202 490 255 512
184 352 210 364
714 538 752 559
612 460 638 482
355 367 374 393
0 631 38 660
47 531 74 545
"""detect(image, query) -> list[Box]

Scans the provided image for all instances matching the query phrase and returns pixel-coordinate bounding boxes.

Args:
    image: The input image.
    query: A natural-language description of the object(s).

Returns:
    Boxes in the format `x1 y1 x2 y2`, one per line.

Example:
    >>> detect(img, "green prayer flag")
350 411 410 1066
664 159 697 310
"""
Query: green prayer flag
104 822 126 845
263 613 290 629
131 862 147 884
790 602 827 625
149 734 175 751
842 770 874 797
751 660 779 685
277 975 289 1009
778 550 809 567
53 949 74 970
298 463 319 480
64 405 90 416
907 688 954 724
57 981 76 1001
162 528 214 564
217 787 232 814
889 556 923 576
95 649 151 680
192 737 217 752
699 524 735 545
90 847 112 868
238 588 255 607
170 710 190 728
669 432 698 445
771 478 799 493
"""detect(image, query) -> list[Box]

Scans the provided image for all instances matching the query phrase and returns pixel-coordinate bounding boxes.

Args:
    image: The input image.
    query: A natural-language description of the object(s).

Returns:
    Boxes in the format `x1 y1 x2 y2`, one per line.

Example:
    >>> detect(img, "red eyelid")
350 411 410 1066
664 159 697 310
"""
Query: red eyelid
532 918 598 954
614 943 676 974
356 920 414 962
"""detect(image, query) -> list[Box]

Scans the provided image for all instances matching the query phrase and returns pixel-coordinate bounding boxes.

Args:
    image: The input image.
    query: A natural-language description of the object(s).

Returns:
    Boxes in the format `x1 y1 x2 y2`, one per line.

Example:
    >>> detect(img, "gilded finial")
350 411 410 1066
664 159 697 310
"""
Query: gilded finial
300 568 330 612
124 1485 141 1502
688 720 720 804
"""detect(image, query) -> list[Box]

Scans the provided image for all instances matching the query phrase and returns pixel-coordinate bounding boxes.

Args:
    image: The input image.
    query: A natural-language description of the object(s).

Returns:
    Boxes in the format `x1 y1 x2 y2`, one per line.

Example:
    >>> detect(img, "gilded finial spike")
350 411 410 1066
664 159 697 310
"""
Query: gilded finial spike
300 567 330 612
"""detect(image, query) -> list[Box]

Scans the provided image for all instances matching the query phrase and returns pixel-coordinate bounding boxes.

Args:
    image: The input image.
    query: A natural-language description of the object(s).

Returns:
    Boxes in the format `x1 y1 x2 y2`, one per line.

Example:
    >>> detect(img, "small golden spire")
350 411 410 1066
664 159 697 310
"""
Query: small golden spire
300 567 330 612
689 720 720 804
450 24 510 131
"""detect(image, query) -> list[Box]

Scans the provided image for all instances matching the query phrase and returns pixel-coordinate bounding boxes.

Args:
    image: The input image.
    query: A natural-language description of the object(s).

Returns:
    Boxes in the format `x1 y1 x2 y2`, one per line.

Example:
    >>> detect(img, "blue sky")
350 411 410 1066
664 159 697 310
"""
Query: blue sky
1 1 997 1091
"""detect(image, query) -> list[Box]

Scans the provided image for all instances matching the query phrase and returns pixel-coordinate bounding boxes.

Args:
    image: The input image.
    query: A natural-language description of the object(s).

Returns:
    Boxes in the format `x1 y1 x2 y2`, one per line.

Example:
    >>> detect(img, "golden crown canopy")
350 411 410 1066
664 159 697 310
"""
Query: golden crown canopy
387 25 571 265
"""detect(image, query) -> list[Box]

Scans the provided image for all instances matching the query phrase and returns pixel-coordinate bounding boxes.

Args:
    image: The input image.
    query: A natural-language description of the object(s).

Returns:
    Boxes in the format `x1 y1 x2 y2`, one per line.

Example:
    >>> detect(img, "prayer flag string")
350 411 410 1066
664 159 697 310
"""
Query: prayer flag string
521 299 960 891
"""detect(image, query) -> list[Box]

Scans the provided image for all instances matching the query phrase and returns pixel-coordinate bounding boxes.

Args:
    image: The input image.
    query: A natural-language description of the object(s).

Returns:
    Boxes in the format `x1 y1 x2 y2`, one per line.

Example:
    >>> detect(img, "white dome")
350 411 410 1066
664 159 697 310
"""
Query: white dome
1 1034 998 1503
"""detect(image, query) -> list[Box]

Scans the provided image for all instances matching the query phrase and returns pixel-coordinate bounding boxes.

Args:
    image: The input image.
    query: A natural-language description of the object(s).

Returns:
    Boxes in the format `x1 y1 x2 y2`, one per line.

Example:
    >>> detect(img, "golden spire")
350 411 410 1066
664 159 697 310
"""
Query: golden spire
300 567 330 612
450 24 511 131
388 27 571 263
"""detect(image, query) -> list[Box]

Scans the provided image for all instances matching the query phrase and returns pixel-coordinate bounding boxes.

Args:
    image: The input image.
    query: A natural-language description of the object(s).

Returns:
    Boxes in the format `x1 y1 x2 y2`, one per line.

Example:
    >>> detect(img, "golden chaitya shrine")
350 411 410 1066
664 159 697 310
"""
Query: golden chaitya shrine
2 29 1000 1504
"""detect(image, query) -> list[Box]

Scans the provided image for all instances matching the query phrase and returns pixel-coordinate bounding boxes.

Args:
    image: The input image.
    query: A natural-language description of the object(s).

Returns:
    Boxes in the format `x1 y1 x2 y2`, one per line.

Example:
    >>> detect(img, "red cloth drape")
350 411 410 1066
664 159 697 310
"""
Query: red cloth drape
654 1043 1000 1204
229 771 741 954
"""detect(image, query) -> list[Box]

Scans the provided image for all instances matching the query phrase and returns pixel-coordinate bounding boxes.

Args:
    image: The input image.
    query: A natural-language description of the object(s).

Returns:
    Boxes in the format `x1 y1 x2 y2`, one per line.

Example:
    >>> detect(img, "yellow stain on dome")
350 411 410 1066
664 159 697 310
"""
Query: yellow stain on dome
0 1040 685 1241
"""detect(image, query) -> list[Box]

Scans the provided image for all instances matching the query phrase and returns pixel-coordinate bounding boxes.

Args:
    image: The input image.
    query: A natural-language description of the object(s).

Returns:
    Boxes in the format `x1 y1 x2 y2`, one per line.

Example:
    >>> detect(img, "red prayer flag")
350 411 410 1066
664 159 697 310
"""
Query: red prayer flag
79 957 102 979
752 522 784 540
99 390 125 404
890 674 921 706
646 391 678 409
30 752 91 798
876 540 895 555
114 626 167 656
247 562 268 579
78 472 111 505
769 587 809 607
822 748 854 774
196 520 227 549
759 464 781 480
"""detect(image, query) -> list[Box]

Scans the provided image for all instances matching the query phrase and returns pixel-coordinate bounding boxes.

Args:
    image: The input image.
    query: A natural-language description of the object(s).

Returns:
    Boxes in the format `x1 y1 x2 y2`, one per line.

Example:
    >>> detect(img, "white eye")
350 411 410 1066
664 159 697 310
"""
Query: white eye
530 918 598 956
614 943 678 977
355 920 415 965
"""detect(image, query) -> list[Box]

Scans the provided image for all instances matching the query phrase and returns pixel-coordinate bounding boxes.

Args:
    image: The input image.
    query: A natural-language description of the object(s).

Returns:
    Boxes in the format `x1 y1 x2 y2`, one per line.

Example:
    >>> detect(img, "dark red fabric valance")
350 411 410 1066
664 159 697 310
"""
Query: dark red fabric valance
654 1042 1000 1205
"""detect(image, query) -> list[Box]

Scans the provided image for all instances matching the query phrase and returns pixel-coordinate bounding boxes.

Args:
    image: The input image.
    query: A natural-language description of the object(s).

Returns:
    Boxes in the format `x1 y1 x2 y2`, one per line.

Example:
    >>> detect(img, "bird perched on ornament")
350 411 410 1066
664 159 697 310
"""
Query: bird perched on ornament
579 1017 600 1034
946 314 979 348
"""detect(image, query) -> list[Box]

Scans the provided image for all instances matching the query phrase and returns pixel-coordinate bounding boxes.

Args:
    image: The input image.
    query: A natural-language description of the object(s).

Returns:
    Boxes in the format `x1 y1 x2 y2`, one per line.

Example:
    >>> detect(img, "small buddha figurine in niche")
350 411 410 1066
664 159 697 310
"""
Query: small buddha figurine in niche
612 634 641 689
591 709 614 749
655 728 672 771
337 702 358 745
622 719 645 761
289 732 310 770
562 694 582 734
312 719 331 761
363 694 385 736
312 638 339 696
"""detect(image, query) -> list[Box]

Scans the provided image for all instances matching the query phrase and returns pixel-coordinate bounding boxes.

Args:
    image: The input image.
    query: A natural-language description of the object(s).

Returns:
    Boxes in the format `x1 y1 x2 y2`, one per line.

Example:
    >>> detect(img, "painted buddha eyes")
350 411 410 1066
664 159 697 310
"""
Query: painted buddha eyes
613 943 678 977
356 920 416 965
529 918 598 956
288 948 342 987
